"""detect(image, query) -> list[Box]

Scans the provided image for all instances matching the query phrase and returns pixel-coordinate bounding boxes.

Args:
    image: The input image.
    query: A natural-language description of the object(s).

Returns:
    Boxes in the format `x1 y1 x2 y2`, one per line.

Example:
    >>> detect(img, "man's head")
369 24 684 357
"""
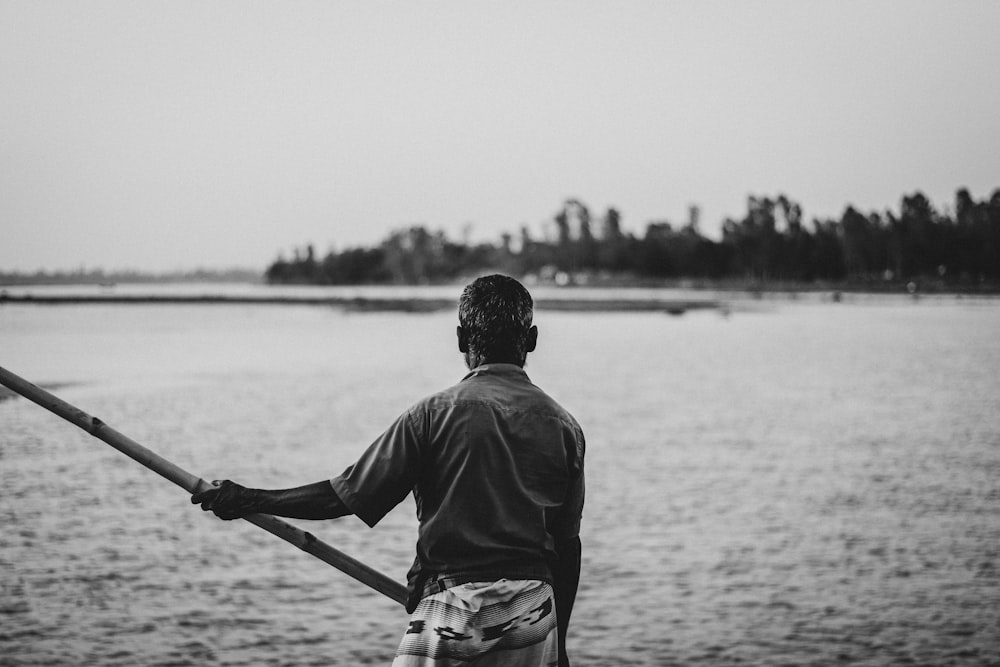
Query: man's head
457 274 538 368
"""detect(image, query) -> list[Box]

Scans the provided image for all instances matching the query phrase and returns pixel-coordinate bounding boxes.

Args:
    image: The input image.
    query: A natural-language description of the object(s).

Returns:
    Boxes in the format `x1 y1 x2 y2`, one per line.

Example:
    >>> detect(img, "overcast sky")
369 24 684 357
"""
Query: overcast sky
2 1 999 272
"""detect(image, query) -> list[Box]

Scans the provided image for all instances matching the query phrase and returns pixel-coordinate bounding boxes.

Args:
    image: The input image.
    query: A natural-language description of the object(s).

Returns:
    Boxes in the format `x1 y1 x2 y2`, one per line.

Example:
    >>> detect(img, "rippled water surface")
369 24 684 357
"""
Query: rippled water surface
2 293 999 665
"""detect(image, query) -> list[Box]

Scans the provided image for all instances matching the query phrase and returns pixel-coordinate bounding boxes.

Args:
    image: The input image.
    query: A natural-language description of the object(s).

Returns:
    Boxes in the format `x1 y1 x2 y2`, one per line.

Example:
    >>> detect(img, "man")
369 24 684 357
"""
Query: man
193 274 585 666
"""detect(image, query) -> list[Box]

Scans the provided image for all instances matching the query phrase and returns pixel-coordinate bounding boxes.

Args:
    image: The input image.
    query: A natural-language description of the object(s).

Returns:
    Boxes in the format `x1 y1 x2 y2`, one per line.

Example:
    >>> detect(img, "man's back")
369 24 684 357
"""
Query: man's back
331 363 585 593
412 363 585 580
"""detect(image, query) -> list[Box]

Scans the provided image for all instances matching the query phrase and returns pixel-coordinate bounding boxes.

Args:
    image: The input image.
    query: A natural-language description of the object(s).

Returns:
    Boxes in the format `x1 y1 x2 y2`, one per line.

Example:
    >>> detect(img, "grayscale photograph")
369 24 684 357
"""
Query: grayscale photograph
2 2 998 665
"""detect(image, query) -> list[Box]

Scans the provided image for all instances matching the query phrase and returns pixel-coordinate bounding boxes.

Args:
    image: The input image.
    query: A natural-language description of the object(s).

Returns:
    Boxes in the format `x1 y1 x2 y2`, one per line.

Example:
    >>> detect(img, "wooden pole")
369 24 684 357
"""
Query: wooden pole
0 364 408 607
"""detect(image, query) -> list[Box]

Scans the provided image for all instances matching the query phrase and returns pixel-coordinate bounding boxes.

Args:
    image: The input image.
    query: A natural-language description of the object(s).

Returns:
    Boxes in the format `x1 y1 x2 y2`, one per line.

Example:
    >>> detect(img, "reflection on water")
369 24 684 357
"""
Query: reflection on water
2 298 999 665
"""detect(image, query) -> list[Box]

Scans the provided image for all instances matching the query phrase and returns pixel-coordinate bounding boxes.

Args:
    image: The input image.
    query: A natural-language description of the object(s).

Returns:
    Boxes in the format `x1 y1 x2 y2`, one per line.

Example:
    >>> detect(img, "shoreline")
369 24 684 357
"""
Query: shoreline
0 291 724 313
2 288 996 314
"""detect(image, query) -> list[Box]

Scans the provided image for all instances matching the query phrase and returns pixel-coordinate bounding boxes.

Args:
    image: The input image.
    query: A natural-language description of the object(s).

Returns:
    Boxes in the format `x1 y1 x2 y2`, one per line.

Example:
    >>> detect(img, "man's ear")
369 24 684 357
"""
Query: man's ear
457 326 469 353
526 325 538 353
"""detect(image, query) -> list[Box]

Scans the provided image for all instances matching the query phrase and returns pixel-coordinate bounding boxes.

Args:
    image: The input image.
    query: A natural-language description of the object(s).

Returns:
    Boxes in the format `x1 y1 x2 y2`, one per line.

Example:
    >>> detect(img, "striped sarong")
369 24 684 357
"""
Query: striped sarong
392 579 559 667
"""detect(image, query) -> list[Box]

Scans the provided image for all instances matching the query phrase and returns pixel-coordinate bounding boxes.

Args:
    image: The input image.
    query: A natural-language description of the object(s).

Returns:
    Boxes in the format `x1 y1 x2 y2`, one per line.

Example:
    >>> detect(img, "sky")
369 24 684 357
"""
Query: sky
2 1 999 273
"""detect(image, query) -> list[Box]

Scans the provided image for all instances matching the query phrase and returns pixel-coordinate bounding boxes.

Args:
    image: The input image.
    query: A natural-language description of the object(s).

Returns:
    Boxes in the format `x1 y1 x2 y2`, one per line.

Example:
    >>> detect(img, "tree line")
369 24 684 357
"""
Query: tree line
265 188 1000 290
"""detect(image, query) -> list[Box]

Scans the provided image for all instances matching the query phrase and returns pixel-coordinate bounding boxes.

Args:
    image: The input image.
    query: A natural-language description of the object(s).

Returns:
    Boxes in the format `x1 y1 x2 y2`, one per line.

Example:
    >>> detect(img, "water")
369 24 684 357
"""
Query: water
2 291 999 665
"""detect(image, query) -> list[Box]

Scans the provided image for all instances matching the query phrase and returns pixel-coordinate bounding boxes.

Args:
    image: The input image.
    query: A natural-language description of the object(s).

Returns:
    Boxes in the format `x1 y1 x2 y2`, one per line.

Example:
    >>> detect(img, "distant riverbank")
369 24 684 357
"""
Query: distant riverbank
0 283 722 314
2 282 997 316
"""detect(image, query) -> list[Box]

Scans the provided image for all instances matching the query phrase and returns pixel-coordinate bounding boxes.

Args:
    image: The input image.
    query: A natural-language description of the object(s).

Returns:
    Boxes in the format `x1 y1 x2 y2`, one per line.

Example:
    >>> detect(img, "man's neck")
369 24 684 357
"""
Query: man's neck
465 352 525 369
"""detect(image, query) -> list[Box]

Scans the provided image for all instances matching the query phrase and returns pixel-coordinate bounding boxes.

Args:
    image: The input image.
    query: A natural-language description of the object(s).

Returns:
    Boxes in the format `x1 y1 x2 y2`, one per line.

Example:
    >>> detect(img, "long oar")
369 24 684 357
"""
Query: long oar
0 364 408 607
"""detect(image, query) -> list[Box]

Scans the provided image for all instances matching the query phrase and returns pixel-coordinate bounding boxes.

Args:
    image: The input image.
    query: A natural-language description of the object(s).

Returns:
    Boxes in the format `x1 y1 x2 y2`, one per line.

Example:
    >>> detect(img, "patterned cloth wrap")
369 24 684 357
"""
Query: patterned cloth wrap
392 579 559 667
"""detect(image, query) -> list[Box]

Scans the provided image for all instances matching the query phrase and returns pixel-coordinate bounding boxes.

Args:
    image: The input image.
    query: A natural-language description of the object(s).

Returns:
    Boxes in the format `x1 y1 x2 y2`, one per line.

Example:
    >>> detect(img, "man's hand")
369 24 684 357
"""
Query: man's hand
191 480 260 520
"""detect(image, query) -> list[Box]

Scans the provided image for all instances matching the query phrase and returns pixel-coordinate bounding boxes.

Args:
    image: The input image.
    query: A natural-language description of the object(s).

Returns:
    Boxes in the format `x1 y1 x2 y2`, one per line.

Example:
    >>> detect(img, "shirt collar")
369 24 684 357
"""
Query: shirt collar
462 363 530 382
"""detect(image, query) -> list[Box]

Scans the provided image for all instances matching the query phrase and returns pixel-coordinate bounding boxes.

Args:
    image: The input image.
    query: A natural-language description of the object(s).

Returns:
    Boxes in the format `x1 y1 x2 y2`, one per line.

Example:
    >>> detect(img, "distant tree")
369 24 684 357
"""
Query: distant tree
988 190 1000 279
554 208 571 247
601 207 622 240
566 199 598 270
840 206 877 280
898 192 941 277
265 245 323 284
720 196 783 281
636 222 676 277
381 226 458 283
955 187 1000 281
777 196 815 281
597 207 631 272
810 218 846 280
321 247 389 284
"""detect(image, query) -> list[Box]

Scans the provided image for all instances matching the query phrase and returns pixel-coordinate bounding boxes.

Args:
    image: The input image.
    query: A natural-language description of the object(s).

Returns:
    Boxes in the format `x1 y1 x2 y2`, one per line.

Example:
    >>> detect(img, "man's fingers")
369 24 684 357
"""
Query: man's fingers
191 487 220 505
191 480 230 504
191 479 248 519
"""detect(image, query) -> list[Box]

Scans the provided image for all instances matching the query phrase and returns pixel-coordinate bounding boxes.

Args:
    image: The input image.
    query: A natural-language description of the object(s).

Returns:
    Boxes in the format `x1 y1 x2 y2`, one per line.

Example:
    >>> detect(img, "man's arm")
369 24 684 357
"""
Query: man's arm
553 535 582 667
192 480 351 521
193 409 421 525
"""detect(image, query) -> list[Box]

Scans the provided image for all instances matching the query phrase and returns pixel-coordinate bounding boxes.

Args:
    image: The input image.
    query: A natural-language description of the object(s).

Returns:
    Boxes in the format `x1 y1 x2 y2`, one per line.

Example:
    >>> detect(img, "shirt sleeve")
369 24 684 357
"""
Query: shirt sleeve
330 408 423 527
550 427 586 541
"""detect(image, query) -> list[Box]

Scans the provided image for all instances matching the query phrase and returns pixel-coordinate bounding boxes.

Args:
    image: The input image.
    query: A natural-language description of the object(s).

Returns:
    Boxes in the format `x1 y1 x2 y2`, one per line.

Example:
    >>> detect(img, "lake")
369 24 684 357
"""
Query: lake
1 287 999 665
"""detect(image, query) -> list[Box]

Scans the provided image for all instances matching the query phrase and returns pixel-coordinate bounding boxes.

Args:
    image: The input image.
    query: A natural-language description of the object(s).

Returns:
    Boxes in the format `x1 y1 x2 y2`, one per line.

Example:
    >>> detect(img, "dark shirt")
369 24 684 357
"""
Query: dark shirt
330 363 585 607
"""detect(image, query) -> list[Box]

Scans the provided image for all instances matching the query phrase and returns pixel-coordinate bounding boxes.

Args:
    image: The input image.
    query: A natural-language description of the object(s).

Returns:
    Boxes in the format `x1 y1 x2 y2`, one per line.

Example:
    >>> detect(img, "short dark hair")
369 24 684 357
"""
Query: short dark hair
458 275 534 362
